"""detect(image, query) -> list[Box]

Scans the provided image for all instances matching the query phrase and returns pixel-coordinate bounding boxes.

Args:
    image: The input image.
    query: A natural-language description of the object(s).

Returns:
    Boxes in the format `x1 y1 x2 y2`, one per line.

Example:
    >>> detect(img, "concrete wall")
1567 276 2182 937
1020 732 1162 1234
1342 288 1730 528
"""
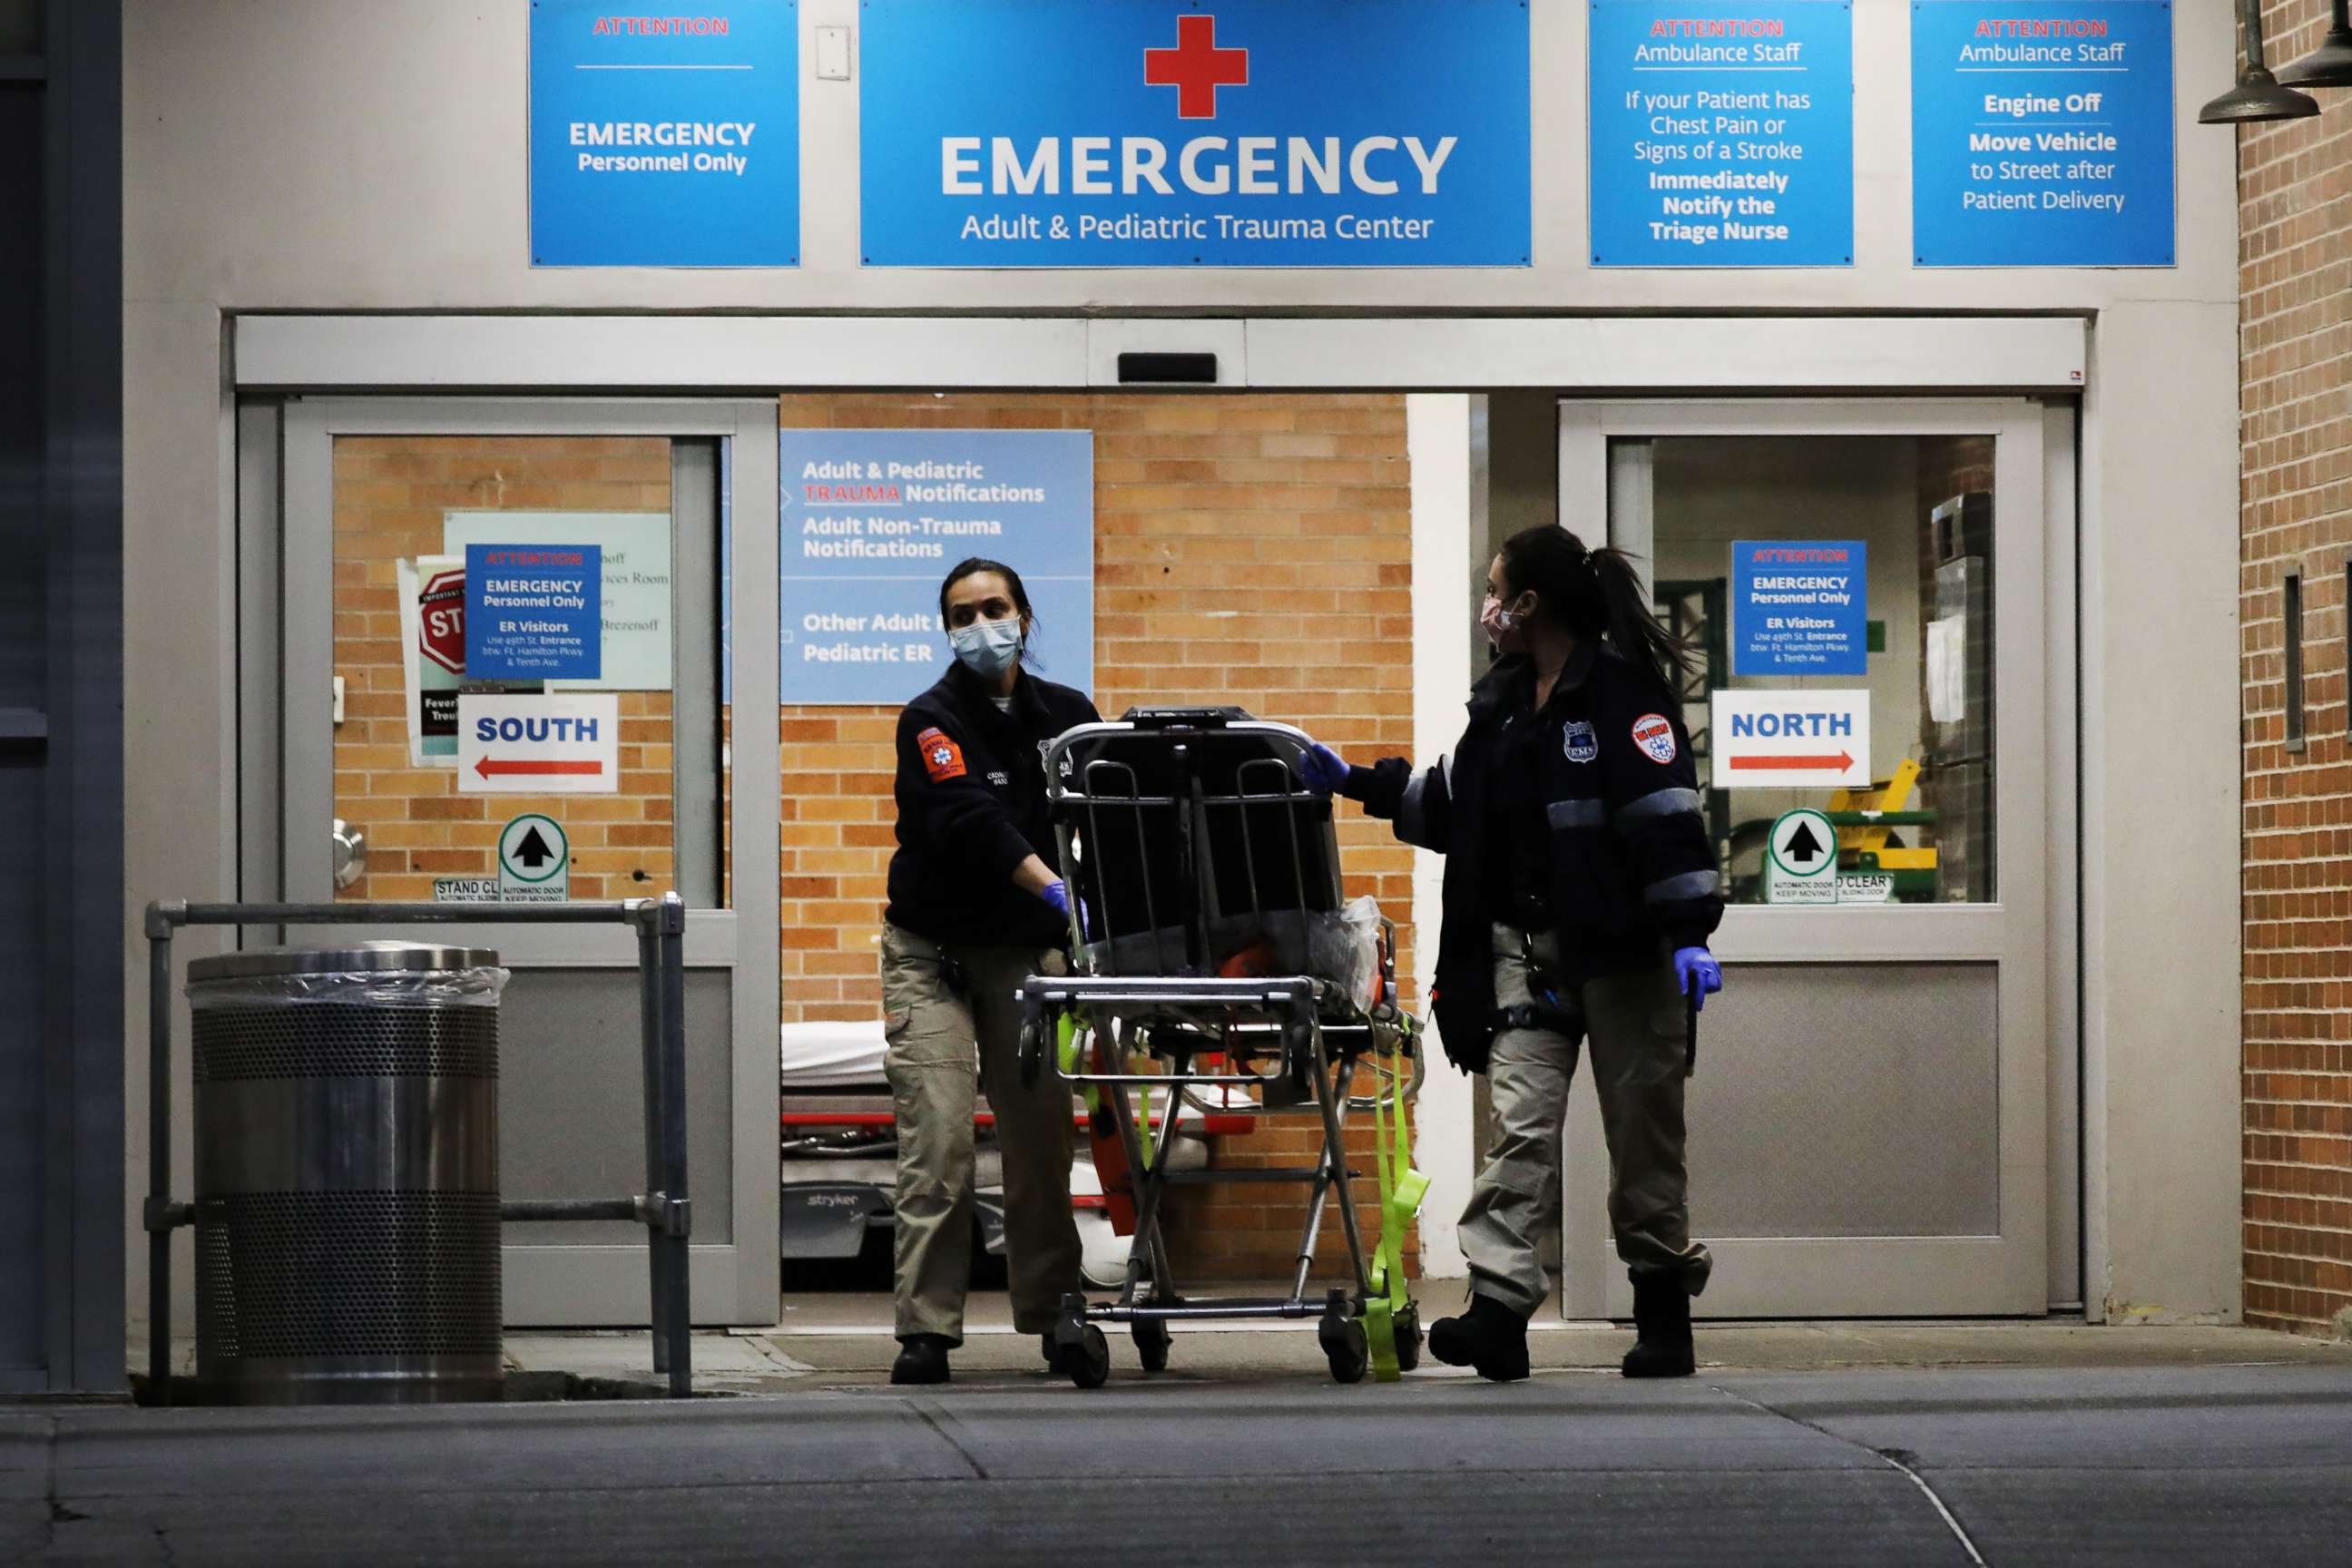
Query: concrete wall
122 0 2250 1339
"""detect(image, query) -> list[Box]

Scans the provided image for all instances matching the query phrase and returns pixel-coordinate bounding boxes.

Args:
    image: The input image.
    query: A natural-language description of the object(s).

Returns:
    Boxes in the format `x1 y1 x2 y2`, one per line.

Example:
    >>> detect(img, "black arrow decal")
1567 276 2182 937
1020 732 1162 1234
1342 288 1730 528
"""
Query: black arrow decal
1784 819 1826 867
512 825 555 868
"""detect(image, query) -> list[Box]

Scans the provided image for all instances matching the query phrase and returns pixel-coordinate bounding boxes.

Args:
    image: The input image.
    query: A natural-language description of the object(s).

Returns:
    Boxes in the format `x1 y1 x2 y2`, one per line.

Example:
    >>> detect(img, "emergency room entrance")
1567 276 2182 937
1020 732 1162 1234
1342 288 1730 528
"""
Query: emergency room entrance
1557 400 2075 1319
237 398 782 1326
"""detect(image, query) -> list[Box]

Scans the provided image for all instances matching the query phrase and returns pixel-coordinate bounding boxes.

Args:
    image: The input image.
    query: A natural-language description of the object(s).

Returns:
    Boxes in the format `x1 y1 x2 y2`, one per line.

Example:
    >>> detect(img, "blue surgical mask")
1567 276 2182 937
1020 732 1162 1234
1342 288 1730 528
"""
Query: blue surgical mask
949 616 1024 679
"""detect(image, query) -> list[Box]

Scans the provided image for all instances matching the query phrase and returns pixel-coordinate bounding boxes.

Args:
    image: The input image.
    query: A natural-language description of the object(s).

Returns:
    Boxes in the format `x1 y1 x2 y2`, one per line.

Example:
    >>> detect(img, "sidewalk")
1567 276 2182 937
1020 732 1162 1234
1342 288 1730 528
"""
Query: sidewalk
16 1318 2352 1566
476 1293 2352 1396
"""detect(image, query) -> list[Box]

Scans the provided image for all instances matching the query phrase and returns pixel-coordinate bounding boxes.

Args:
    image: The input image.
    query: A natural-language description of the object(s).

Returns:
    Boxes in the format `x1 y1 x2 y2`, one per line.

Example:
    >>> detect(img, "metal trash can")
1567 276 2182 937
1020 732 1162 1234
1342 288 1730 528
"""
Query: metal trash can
186 944 506 1404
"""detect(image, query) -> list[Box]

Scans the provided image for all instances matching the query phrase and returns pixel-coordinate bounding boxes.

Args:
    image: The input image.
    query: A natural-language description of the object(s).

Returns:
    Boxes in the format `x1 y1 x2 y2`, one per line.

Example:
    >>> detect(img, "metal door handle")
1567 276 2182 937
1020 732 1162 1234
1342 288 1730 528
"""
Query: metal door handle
331 819 367 889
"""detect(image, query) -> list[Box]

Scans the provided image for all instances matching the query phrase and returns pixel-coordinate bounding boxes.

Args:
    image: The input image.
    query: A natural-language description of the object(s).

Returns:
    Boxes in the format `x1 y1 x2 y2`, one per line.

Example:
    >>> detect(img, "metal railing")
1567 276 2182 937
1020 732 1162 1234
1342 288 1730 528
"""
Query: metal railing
142 894 692 1400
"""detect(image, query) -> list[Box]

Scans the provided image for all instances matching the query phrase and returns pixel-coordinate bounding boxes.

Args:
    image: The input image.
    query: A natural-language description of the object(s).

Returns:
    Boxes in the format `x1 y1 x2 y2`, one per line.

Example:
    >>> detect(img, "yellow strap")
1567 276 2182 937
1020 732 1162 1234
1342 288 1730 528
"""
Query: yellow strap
1362 1041 1427 1382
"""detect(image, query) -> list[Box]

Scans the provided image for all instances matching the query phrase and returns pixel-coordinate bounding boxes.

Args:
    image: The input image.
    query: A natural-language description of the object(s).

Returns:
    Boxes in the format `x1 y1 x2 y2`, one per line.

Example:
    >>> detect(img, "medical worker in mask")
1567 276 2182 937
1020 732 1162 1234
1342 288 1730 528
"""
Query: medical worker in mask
878 558 1102 1386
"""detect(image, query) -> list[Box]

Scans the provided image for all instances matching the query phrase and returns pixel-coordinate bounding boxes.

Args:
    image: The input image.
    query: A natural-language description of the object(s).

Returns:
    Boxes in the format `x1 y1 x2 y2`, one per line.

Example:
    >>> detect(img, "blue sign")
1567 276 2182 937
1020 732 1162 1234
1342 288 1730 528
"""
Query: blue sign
528 1 799 267
466 544 603 681
1733 540 1866 675
859 0 1531 268
1588 2 1854 267
779 431 1095 704
1912 1 2174 267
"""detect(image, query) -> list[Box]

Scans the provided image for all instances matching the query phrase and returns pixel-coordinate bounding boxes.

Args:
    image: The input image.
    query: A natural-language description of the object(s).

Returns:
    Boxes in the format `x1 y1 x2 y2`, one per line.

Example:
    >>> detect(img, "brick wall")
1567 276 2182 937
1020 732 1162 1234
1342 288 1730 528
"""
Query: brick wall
329 436 678 901
2239 1 2352 1338
777 393 1419 1276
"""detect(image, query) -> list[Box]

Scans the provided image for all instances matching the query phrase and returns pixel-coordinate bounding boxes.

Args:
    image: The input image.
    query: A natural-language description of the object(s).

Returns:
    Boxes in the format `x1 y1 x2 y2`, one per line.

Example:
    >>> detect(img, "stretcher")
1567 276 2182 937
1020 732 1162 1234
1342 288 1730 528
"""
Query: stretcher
1016 708 1426 1387
777 1020 1250 1289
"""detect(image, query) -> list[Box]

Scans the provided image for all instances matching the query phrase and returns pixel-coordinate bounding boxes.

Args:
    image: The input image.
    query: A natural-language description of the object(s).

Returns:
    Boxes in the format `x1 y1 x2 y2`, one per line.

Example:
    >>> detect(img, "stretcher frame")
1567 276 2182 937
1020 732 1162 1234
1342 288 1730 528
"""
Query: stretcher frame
1016 710 1423 1387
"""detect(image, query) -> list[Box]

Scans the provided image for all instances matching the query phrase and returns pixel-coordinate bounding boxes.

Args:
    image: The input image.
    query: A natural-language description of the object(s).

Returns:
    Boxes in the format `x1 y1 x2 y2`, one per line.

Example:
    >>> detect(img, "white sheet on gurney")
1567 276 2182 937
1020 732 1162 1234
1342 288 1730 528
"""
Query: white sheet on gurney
779 1020 887 1087
780 1018 1220 1127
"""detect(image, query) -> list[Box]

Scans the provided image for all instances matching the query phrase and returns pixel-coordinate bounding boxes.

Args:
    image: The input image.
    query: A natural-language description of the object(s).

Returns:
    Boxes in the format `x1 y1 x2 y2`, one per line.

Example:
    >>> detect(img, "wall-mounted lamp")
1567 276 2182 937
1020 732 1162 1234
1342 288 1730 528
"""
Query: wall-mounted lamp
2201 0 2321 122
2278 0 2352 89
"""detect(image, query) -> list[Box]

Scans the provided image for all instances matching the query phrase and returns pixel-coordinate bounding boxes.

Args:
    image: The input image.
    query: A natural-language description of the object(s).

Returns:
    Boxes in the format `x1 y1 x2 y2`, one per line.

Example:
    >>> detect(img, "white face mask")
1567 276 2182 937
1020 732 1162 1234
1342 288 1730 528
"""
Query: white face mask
949 615 1024 679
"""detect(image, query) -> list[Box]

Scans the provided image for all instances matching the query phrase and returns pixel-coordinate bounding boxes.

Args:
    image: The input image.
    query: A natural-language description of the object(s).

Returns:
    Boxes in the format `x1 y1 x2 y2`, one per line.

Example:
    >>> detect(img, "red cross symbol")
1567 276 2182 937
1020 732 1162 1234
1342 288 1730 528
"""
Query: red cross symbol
1144 15 1249 121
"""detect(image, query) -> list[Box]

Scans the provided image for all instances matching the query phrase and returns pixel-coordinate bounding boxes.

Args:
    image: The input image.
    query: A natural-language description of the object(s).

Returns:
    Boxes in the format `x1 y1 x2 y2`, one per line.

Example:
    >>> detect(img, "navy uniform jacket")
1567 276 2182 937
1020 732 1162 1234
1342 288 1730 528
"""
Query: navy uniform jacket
884 661 1101 950
1341 643 1724 1073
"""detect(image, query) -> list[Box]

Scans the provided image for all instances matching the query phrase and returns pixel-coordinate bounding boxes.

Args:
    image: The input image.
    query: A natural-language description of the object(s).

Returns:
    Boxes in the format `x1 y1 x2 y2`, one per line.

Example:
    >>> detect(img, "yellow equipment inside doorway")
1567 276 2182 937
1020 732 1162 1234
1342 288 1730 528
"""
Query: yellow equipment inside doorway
1828 756 1939 896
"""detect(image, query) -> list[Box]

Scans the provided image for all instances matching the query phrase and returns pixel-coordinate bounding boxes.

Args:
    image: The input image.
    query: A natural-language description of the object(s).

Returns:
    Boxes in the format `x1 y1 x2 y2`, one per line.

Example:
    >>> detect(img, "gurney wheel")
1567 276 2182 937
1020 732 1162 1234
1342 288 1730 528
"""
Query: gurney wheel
1318 1317 1369 1385
1132 1318 1171 1374
1394 1306 1423 1373
1066 1324 1111 1389
1017 1016 1046 1089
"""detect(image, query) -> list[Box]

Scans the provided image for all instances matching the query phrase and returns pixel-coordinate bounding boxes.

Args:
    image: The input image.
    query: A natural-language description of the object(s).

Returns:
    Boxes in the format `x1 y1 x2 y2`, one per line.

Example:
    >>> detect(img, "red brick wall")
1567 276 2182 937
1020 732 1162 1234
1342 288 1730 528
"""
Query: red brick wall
777 393 1419 1276
2239 1 2352 1338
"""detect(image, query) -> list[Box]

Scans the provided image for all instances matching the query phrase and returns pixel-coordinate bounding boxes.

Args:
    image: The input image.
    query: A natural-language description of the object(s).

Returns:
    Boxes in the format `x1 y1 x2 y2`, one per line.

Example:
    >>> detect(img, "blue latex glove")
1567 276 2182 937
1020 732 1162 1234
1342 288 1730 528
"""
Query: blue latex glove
1040 879 1089 935
1673 946 1723 1013
1297 742 1351 797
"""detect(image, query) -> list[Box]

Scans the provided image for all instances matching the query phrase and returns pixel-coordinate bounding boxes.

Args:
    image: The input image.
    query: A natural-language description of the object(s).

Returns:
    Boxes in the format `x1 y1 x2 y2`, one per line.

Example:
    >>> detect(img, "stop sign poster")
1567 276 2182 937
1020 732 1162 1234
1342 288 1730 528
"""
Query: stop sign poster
397 554 468 765
858 0 1531 267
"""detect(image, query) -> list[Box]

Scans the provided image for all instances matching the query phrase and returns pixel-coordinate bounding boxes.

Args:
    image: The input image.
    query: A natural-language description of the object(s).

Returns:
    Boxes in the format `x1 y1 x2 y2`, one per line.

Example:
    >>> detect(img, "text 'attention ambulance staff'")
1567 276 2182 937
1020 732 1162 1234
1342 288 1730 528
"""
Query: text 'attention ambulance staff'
1300 524 1726 1382
879 558 1101 1387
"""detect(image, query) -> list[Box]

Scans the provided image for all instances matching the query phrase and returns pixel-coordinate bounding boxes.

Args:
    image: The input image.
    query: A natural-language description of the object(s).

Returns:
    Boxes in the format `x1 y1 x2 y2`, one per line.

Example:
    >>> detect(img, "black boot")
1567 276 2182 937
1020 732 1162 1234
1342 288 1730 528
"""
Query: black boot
890 1334 953 1386
1426 1294 1531 1383
1621 1271 1694 1378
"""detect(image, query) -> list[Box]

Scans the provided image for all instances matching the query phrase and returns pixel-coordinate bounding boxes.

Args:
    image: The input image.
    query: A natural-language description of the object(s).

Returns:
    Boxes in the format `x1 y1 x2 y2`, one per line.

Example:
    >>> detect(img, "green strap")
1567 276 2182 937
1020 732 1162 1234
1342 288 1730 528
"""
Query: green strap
1057 1014 1096 1115
1361 1037 1428 1382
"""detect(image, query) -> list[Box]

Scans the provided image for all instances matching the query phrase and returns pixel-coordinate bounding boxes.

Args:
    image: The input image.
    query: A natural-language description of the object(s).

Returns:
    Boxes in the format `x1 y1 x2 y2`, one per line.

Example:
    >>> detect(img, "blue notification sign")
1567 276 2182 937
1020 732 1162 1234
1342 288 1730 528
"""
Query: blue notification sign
466 544 603 681
779 430 1094 704
1911 1 2175 267
1587 1 1855 268
1733 540 1867 675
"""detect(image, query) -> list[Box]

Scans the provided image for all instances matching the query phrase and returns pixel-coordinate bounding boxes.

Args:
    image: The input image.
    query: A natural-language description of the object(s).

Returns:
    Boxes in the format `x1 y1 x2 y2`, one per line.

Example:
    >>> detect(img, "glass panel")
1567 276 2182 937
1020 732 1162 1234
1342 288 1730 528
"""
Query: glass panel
328 435 723 904
1638 434 1996 905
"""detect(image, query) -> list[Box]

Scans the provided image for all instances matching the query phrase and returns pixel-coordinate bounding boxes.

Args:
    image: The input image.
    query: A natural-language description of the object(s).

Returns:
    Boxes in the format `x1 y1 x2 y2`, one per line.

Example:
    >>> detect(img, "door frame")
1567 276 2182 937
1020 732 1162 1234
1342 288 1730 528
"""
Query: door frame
220 319 2095 1326
239 396 780 1326
1555 397 2075 1319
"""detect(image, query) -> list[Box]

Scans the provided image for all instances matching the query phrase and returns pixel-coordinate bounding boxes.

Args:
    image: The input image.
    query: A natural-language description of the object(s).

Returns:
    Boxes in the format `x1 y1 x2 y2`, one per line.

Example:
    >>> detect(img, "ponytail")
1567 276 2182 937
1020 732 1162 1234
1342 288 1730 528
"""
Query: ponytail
1495 523 1692 693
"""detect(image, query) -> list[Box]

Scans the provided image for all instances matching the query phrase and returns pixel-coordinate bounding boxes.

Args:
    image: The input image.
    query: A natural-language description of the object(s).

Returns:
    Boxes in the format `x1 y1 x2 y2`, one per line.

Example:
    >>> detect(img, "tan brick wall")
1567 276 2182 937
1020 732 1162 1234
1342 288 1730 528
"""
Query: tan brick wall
2239 1 2352 1338
329 436 678 901
777 393 1419 1275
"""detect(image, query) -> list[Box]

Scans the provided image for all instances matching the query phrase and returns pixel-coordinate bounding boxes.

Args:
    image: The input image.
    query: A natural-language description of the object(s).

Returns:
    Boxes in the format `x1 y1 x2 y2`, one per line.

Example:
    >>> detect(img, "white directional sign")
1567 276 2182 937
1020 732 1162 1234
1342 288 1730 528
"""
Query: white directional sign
457 692 620 795
1764 808 1839 906
1710 690 1871 791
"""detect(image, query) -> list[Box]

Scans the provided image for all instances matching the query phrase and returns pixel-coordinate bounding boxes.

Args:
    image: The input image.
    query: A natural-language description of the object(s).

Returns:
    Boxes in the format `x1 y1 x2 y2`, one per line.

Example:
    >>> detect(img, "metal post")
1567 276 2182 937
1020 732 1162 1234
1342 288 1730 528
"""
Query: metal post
145 908 174 1405
658 892 692 1397
632 902 668 1375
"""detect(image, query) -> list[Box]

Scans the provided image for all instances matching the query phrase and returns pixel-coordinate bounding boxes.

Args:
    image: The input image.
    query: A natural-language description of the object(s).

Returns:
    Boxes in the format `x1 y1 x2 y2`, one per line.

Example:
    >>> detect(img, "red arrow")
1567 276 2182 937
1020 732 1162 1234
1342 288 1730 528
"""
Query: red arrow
475 757 603 779
1730 751 1855 772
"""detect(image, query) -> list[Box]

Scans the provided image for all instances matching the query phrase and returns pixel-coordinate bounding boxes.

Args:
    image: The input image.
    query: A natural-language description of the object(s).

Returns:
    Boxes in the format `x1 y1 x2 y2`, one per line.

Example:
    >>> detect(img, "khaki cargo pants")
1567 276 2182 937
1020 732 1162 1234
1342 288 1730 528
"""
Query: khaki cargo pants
881 923 1082 1343
1456 923 1712 1317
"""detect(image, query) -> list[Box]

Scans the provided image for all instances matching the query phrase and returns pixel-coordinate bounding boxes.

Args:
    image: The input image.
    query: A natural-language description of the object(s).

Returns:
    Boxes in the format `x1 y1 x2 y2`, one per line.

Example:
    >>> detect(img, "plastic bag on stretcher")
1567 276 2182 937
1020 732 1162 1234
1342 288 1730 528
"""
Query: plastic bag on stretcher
1078 895 1385 1011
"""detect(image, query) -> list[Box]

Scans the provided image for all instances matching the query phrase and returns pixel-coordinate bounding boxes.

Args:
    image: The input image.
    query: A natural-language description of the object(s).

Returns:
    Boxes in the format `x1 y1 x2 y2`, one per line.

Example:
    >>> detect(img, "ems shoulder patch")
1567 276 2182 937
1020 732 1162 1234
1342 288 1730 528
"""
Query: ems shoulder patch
916 726 967 782
1563 720 1599 764
1631 713 1678 765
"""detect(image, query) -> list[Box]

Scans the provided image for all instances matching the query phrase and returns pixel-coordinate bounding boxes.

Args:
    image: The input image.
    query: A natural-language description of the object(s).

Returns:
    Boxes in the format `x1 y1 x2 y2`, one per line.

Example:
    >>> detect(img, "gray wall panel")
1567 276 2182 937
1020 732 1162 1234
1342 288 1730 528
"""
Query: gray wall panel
497 967 734 1247
1686 963 2001 1240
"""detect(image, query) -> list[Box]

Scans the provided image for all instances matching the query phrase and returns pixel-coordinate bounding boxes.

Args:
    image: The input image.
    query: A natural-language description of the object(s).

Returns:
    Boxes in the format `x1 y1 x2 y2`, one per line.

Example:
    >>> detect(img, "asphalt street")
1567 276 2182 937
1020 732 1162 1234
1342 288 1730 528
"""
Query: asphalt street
9 1357 2352 1565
